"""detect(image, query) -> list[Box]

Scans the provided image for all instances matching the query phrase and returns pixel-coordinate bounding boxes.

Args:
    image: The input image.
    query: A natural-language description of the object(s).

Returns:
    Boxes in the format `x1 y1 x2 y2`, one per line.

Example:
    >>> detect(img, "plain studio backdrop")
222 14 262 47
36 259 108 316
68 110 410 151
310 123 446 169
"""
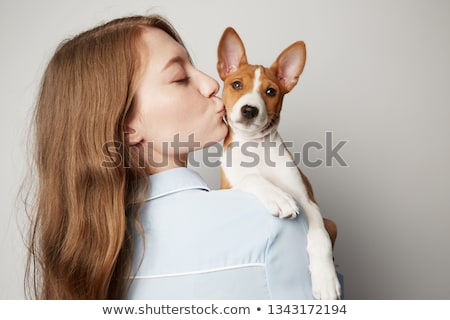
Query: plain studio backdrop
1 0 449 299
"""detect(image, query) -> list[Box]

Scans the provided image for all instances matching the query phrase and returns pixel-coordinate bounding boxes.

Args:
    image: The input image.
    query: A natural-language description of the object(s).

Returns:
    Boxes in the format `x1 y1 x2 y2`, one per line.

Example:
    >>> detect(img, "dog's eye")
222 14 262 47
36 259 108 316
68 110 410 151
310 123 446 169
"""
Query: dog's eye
232 81 243 90
266 87 277 97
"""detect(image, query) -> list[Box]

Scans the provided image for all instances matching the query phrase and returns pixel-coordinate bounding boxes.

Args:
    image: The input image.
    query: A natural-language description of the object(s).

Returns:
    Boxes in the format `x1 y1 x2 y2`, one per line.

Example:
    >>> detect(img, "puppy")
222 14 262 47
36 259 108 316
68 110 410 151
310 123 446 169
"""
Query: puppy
217 27 341 299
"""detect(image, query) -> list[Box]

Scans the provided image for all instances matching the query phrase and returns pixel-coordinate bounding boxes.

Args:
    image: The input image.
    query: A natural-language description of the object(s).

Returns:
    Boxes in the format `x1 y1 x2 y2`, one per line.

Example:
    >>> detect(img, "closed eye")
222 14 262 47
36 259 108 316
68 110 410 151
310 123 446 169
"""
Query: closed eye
174 76 190 84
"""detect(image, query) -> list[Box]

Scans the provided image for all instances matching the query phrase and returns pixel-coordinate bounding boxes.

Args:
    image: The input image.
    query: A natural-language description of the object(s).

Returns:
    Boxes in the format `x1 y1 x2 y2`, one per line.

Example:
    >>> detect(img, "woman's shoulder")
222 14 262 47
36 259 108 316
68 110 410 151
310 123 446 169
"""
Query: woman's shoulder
201 188 275 225
197 188 309 240
140 166 308 242
209 188 268 211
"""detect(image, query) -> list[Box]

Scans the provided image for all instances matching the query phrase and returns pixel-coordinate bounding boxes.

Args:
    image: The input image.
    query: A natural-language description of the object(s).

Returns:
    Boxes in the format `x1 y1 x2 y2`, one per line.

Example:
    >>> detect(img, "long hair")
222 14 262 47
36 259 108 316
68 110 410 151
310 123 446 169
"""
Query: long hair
25 15 186 299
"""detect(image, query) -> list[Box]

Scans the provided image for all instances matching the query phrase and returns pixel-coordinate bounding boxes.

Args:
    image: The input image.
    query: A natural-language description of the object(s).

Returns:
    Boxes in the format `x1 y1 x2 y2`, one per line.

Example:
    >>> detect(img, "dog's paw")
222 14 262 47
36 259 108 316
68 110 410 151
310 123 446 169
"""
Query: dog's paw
307 230 341 299
310 267 341 300
259 187 299 219
237 175 299 218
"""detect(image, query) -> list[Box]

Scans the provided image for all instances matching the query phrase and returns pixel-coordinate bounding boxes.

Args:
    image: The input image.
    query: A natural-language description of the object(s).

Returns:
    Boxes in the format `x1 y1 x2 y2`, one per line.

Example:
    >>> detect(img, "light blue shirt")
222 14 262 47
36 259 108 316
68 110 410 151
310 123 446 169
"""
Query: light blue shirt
126 167 314 299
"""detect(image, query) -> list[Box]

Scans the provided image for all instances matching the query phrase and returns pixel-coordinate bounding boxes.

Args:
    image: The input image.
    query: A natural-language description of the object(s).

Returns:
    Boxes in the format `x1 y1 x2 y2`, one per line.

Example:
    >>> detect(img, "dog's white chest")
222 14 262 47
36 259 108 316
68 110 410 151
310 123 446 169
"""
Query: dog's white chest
221 132 301 193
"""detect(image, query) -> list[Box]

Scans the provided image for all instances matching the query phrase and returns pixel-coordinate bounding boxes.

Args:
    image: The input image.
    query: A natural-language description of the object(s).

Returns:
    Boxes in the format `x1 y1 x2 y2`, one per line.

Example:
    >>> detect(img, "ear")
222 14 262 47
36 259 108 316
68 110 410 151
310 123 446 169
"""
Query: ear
270 41 306 93
217 27 248 80
123 125 142 146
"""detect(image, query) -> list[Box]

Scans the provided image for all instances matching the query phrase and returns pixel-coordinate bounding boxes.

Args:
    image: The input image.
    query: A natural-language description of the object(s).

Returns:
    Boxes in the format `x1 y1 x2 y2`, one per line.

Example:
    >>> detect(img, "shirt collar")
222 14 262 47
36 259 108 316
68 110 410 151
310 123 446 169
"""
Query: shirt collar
146 167 210 201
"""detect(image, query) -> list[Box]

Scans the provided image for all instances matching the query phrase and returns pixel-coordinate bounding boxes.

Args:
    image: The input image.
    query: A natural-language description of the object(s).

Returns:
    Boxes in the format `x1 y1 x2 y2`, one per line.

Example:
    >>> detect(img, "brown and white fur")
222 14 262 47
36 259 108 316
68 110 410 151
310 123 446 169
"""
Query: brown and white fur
217 27 341 299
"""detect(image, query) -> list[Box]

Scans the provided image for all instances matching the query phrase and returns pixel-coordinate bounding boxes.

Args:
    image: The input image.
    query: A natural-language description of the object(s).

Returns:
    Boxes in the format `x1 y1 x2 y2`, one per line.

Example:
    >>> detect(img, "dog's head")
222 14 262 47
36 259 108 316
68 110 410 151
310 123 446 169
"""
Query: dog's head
217 27 306 139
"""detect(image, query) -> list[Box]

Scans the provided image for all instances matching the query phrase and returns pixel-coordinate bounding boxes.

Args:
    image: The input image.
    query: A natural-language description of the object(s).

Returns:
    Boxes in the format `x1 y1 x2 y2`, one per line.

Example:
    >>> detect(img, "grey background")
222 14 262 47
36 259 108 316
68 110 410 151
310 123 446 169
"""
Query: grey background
1 0 449 299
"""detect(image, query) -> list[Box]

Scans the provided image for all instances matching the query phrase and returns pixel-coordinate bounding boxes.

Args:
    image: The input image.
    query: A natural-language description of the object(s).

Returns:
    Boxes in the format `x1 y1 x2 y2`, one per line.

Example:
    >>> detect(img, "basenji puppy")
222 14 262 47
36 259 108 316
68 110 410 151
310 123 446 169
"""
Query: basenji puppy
217 27 341 299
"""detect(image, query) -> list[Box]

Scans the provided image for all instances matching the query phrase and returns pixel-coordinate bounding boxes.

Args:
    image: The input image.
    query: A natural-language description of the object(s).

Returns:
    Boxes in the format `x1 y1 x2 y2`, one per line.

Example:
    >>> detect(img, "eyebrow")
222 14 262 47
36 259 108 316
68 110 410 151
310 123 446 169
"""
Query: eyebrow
162 55 186 72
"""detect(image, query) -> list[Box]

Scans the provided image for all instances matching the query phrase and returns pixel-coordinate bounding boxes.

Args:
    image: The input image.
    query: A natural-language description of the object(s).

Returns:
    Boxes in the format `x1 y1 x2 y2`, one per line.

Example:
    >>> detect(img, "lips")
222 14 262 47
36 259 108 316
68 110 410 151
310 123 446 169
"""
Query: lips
217 105 226 115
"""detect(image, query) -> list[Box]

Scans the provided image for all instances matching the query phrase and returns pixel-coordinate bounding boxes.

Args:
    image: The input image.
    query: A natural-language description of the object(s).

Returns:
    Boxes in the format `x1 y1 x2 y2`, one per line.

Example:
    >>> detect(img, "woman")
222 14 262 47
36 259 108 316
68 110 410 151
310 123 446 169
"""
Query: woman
27 14 335 299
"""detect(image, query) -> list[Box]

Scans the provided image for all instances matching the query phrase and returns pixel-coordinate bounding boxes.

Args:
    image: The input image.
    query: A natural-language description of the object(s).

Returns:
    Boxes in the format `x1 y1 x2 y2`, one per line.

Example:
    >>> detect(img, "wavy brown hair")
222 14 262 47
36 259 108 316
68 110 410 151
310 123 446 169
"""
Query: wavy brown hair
25 15 186 299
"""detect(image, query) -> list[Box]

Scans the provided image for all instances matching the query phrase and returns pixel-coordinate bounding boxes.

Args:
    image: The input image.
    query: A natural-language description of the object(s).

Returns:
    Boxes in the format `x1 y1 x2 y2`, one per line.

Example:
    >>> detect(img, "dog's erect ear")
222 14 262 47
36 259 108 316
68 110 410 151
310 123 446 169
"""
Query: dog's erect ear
270 41 306 94
217 27 248 80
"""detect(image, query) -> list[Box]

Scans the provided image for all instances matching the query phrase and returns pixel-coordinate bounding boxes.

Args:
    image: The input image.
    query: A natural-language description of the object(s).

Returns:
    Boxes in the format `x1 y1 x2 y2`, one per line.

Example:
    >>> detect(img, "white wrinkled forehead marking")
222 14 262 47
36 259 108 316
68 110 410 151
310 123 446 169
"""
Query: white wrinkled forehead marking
253 68 261 94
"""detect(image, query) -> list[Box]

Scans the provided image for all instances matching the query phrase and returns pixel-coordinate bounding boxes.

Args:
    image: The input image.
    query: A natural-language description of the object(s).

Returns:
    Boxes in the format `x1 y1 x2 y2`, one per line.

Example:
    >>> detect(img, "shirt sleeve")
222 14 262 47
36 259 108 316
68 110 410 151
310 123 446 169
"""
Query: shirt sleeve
264 212 315 299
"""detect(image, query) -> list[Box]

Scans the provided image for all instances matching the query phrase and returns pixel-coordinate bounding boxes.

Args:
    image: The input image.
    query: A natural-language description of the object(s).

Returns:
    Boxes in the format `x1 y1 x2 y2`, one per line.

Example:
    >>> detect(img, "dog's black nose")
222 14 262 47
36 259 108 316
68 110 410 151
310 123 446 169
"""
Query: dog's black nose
241 105 259 119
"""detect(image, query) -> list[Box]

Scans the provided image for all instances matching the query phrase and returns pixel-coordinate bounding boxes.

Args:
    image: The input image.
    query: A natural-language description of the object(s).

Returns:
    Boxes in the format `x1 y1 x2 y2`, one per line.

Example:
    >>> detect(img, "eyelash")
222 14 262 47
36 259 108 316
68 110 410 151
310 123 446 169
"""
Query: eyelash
174 76 190 85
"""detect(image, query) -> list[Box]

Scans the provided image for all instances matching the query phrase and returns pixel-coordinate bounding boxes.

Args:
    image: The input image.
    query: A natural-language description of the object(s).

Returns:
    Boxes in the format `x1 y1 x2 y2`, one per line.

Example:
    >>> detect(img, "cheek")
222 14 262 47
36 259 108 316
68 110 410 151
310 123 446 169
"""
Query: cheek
140 90 189 135
263 96 282 115
137 87 225 148
184 104 227 147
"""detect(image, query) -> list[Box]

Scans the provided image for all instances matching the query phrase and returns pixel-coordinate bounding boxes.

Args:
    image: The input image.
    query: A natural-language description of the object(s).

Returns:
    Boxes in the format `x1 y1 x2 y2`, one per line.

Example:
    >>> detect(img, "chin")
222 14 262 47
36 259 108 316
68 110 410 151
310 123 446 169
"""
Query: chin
209 127 228 146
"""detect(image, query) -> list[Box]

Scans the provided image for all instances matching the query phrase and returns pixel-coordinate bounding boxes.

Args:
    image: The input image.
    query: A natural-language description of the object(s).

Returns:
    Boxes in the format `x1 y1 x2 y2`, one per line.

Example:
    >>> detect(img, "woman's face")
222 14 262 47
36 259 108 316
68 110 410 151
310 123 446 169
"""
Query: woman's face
126 27 228 172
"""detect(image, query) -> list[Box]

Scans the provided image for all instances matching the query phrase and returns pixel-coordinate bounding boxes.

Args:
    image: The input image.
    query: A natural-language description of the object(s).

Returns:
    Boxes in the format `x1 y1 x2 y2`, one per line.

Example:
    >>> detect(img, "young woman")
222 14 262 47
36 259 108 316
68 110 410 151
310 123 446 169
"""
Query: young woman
27 14 336 299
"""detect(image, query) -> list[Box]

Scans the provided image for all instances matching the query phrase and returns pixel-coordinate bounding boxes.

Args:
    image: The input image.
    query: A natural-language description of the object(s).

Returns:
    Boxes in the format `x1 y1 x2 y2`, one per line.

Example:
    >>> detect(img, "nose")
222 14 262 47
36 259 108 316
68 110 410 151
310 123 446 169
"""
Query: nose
241 105 259 119
198 70 219 98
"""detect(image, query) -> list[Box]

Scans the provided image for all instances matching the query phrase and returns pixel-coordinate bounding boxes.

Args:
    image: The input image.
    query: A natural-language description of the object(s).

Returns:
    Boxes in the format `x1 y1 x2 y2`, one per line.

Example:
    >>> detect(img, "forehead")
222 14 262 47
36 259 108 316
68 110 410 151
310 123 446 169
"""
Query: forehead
139 27 188 66
224 65 279 88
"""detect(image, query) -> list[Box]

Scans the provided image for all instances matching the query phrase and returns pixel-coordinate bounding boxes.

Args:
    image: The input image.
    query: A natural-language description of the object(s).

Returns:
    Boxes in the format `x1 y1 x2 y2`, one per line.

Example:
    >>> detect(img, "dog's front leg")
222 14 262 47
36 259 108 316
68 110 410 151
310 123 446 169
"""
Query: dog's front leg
237 174 300 219
300 201 341 299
